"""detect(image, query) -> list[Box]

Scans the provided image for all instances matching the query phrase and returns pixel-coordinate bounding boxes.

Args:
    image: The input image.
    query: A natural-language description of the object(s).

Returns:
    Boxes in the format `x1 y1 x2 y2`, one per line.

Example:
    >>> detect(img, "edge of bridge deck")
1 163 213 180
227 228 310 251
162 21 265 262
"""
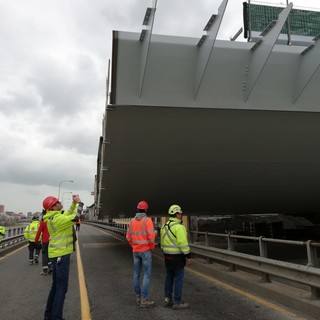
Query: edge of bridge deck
2 230 320 319
189 256 320 319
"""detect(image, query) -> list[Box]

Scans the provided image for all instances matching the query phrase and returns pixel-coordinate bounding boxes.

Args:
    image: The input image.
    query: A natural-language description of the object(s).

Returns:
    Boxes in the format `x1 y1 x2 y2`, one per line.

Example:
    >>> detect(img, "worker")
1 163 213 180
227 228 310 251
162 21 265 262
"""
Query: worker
42 194 81 320
24 213 41 264
0 225 6 242
126 200 156 308
35 209 52 275
75 217 81 231
160 204 192 310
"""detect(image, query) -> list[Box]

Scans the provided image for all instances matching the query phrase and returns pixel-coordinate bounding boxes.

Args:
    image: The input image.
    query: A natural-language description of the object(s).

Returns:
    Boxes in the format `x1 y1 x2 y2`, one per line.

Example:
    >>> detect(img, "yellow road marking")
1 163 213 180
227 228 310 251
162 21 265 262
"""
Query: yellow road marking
94 228 128 243
76 234 92 320
88 226 308 320
186 267 306 319
154 252 306 320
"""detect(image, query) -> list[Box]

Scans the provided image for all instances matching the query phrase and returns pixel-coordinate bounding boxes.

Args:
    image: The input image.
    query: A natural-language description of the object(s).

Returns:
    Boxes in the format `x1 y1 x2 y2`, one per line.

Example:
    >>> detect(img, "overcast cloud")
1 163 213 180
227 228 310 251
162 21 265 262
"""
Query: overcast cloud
0 0 319 213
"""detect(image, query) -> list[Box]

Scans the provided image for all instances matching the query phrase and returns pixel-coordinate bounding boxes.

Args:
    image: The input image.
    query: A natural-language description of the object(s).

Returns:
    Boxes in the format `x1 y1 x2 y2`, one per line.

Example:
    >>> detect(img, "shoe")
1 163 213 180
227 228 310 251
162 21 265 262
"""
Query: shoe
172 302 188 310
29 260 33 265
140 299 155 308
136 295 141 306
164 297 173 307
40 271 48 276
34 256 39 264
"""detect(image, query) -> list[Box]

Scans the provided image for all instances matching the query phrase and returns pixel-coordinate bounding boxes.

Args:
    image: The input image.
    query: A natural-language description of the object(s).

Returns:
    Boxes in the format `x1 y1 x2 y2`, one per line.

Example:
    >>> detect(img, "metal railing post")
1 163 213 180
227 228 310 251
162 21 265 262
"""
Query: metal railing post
204 232 213 264
227 233 236 271
259 236 270 282
307 240 320 299
191 231 196 243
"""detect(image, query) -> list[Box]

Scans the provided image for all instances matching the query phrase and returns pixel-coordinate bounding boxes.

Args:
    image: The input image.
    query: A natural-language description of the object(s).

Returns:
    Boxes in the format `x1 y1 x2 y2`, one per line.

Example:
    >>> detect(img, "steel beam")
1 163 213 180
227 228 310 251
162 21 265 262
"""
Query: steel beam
244 3 293 102
139 0 157 98
194 0 228 100
294 38 320 103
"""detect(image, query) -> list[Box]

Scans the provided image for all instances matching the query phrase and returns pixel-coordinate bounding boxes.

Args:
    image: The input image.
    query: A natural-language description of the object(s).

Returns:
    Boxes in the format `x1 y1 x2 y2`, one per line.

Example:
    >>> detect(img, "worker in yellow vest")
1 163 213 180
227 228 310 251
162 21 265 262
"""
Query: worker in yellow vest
42 194 81 320
0 225 6 243
160 204 192 310
24 213 41 264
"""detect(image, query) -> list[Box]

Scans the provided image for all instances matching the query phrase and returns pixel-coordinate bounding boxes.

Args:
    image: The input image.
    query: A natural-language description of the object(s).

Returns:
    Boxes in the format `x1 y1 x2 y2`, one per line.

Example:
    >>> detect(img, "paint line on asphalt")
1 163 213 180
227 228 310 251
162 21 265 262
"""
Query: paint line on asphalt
186 267 307 320
76 233 92 320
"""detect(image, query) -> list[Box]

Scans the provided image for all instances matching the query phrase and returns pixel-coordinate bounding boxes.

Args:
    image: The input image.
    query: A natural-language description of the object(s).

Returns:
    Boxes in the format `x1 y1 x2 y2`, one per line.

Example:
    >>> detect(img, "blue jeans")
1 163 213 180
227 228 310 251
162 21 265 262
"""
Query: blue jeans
44 254 71 320
165 267 185 305
133 250 152 299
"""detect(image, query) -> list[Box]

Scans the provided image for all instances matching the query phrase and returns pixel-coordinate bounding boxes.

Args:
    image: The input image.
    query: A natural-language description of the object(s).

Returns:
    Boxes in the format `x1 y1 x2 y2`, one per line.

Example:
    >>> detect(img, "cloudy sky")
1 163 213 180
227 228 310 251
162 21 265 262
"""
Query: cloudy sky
0 0 319 213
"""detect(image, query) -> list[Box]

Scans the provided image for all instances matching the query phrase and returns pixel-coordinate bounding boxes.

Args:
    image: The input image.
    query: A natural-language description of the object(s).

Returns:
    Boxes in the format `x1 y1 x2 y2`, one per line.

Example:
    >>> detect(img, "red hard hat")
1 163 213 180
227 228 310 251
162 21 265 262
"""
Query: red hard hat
137 200 149 210
43 196 59 211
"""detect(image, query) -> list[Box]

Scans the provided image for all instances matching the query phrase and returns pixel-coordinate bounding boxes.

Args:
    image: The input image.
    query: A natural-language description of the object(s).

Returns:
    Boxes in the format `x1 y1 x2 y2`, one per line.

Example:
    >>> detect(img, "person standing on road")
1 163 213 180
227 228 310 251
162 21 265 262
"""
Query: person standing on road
42 194 81 320
0 225 6 242
34 209 52 275
24 213 42 264
126 200 156 308
160 204 192 310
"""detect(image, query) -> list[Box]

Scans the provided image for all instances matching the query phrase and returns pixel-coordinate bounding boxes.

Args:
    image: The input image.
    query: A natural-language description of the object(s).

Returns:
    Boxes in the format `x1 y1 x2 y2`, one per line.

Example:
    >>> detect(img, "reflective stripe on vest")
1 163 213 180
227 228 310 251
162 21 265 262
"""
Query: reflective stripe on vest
161 221 190 255
161 221 180 253
128 217 153 245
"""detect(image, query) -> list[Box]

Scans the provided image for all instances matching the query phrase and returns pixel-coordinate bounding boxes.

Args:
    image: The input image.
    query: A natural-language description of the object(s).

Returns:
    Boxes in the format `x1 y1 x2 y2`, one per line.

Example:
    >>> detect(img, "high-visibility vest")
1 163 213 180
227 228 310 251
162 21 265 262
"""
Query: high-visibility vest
126 214 156 252
24 221 40 242
0 225 5 241
160 217 190 255
43 202 77 258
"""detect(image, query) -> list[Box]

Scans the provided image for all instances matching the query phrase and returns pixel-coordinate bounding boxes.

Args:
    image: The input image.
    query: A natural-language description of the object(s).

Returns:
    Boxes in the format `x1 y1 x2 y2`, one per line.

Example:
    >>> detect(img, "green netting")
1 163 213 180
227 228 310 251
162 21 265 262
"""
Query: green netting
248 4 320 37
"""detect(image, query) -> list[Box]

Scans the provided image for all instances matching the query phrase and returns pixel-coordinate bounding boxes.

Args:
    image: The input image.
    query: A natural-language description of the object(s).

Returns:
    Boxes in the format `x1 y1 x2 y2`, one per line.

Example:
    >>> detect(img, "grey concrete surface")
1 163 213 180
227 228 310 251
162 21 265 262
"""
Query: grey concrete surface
0 224 319 320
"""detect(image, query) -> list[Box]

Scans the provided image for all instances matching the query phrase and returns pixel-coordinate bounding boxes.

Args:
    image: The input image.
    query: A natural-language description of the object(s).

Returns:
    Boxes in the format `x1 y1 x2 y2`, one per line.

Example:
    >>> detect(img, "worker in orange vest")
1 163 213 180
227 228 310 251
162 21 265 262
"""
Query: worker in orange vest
126 200 156 308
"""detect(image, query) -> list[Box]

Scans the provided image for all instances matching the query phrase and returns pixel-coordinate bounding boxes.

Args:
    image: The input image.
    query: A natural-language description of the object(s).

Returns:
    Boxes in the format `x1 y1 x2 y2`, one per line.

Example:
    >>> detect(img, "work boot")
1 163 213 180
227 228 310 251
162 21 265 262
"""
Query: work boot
172 302 189 310
135 295 141 306
164 297 173 307
140 299 155 308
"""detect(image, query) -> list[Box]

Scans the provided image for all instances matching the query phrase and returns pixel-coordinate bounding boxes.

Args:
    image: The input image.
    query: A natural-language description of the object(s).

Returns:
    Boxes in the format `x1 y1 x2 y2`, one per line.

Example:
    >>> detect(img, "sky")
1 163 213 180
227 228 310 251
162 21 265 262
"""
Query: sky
0 0 319 213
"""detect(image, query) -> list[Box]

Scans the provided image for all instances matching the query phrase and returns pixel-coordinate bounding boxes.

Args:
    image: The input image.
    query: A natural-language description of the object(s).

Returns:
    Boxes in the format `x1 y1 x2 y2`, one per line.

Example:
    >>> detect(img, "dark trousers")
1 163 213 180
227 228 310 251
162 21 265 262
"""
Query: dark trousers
165 267 185 305
44 254 71 320
41 242 52 271
28 241 41 262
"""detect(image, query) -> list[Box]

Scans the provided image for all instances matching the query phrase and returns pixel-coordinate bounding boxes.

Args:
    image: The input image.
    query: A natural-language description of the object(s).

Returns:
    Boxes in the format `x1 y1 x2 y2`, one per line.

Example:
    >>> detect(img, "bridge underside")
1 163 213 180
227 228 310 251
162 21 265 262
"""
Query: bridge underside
98 105 320 218
96 8 320 218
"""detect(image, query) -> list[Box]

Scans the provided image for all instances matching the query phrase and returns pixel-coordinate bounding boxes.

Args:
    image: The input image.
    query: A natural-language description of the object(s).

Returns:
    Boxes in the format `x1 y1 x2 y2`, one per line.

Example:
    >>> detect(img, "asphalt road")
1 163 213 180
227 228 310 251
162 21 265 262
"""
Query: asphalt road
0 224 316 320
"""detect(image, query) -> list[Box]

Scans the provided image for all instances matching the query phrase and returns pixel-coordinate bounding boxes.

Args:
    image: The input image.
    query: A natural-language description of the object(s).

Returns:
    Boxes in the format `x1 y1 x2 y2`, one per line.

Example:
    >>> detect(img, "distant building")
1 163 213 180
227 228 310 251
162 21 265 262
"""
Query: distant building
0 205 4 214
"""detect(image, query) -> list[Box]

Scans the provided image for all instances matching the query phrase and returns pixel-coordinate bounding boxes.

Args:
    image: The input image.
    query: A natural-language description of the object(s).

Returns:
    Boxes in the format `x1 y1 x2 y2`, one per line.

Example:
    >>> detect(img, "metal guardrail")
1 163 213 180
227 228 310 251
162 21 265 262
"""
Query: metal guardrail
86 220 320 299
0 226 26 249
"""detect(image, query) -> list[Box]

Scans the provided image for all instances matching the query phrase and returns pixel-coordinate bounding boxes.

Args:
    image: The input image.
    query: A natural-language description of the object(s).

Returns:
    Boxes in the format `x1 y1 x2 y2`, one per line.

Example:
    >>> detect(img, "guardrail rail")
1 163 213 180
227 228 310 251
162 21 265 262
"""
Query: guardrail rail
85 220 320 299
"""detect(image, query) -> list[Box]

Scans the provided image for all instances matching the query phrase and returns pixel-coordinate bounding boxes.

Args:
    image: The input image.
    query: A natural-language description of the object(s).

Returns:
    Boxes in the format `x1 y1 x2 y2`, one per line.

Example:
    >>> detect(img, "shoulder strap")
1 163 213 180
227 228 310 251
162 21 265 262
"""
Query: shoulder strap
164 221 177 238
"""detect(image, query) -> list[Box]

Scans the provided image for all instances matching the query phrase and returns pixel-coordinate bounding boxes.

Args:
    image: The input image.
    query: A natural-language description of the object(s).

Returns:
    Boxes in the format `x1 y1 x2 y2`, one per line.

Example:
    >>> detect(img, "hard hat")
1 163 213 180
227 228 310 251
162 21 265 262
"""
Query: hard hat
137 200 149 210
43 196 59 211
168 204 183 215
